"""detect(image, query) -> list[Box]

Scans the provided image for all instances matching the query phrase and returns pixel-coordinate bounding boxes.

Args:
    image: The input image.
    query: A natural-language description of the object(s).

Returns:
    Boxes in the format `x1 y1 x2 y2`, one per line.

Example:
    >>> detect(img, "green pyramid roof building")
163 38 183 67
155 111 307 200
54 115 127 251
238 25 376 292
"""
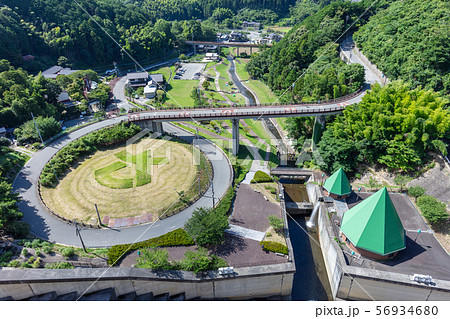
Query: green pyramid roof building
341 187 406 256
323 167 352 196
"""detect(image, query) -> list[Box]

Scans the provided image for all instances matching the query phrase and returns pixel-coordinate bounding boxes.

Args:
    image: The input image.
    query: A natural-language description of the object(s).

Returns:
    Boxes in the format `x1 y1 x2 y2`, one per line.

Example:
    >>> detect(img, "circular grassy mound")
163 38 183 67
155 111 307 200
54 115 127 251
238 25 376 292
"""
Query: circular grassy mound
40 137 207 224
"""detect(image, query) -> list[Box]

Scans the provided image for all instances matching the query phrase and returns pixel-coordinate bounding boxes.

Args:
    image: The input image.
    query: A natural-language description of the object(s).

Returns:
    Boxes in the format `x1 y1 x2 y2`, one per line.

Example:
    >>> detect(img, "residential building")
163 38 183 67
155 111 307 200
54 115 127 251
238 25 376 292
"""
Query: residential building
229 32 246 42
205 53 219 62
149 74 165 90
126 72 149 88
41 66 79 79
242 21 261 29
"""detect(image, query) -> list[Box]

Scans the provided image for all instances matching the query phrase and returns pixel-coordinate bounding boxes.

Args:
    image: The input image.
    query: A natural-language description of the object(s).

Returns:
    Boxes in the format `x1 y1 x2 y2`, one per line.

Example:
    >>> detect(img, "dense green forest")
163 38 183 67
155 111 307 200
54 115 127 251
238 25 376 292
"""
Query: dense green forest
246 0 393 98
353 0 450 96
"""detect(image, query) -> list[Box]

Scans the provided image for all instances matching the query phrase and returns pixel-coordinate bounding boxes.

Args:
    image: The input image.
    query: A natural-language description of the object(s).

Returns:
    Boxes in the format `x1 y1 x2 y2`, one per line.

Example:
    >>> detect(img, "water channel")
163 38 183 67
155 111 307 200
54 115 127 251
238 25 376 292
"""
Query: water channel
227 56 332 299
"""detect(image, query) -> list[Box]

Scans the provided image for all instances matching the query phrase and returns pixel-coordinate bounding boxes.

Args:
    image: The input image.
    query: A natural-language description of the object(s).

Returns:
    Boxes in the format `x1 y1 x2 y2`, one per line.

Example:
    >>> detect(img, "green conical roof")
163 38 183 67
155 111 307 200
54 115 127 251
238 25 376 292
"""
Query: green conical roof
323 167 352 196
341 187 405 256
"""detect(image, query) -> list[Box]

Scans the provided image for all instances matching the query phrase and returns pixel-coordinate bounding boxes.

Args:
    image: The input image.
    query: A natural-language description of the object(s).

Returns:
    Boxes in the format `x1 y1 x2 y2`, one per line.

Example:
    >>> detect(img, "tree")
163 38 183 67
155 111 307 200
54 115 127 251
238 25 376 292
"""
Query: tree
408 186 426 202
184 207 229 247
0 177 30 238
367 177 382 192
179 54 186 60
14 116 61 145
179 247 214 274
135 247 172 270
57 56 70 68
202 80 211 91
394 175 410 192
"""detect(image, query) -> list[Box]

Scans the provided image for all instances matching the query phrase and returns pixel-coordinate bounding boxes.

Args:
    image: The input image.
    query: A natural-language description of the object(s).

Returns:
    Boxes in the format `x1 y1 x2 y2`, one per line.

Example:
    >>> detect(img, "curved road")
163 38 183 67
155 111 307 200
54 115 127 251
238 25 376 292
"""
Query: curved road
13 120 233 247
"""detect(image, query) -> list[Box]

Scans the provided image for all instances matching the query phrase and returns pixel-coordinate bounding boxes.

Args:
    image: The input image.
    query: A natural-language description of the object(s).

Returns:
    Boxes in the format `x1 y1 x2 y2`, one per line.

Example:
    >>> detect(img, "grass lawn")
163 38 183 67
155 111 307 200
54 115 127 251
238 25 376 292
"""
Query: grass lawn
205 61 218 69
245 80 278 104
204 88 225 102
41 137 200 222
150 66 174 82
264 26 293 33
235 60 250 81
215 63 230 82
164 79 199 107
225 93 245 105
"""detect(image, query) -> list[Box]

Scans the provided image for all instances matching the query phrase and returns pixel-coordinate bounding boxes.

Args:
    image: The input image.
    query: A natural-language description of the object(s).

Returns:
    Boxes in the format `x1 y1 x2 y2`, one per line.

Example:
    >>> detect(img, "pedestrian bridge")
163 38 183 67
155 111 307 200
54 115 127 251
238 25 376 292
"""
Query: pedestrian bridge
127 88 365 155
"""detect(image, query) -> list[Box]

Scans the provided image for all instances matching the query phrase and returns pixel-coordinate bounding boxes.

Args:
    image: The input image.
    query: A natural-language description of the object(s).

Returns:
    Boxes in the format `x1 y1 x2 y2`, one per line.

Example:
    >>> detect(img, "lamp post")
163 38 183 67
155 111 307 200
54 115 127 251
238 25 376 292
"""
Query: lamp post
75 221 87 253
414 229 421 243
321 173 325 186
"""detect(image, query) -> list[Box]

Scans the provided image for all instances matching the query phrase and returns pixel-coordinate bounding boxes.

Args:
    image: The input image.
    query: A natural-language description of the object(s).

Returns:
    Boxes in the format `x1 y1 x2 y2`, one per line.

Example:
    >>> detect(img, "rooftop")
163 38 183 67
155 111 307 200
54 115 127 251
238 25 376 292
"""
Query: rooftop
323 167 352 196
127 72 149 80
149 73 164 83
341 187 406 256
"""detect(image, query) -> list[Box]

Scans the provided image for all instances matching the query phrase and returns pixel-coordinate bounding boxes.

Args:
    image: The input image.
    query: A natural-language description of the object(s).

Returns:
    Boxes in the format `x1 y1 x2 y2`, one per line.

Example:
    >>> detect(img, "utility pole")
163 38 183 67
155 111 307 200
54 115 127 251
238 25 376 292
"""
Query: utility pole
75 221 87 253
95 204 102 226
31 113 59 183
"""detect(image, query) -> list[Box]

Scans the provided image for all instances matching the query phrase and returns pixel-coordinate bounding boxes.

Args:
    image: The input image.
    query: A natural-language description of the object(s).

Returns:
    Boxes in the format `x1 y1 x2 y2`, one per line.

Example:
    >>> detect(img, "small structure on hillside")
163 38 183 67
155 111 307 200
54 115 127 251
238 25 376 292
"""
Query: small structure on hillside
242 21 261 29
144 80 158 99
323 167 352 199
41 66 79 79
340 187 406 260
127 72 149 88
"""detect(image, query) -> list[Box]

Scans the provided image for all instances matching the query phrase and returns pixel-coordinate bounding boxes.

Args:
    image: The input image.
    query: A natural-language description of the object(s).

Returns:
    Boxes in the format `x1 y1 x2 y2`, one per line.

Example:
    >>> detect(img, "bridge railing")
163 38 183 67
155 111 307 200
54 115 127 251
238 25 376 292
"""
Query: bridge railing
132 86 364 113
128 104 347 122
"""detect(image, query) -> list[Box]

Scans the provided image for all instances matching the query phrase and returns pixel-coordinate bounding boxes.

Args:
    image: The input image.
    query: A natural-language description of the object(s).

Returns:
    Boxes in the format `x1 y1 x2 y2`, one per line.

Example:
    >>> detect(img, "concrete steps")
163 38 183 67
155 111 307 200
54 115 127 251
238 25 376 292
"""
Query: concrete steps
7 288 190 301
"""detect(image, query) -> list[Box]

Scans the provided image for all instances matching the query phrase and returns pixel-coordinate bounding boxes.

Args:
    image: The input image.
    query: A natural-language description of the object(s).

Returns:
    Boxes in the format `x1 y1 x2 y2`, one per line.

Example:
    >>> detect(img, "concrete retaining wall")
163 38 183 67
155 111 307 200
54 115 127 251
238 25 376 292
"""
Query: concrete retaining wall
0 264 295 300
309 183 450 301
352 44 389 85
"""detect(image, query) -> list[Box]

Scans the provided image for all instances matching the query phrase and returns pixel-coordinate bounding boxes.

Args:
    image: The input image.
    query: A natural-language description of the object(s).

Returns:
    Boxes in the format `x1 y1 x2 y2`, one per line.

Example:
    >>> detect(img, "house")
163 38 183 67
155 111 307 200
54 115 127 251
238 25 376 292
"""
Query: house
229 32 246 42
41 66 79 79
242 21 261 29
0 127 6 138
206 45 218 52
144 84 157 99
323 167 352 199
205 53 219 62
57 91 71 103
149 74 165 89
87 99 102 112
126 72 149 88
340 187 406 260
268 33 282 43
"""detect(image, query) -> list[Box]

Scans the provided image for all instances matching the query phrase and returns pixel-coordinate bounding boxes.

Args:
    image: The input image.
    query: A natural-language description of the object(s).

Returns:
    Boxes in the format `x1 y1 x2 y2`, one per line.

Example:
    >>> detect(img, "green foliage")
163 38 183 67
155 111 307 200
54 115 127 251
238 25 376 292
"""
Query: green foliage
61 247 74 258
40 123 141 187
14 116 62 145
135 247 173 270
0 137 11 147
94 161 132 189
251 170 273 183
260 241 288 255
268 215 284 235
107 228 194 265
8 259 21 268
416 195 449 227
44 262 74 269
179 247 227 274
0 250 14 266
0 177 29 237
184 207 230 247
32 257 41 268
408 186 426 201
318 82 450 174
21 248 28 256
354 0 450 95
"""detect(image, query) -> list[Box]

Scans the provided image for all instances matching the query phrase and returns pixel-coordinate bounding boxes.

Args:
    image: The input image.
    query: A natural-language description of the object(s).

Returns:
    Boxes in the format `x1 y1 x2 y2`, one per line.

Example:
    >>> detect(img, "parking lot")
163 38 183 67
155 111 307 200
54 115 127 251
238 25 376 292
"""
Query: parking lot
173 63 205 80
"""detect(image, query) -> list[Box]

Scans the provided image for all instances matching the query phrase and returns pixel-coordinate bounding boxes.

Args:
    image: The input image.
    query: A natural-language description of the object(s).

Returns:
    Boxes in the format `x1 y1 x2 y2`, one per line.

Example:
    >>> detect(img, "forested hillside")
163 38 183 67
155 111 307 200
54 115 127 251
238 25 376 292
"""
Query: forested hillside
246 0 392 99
354 0 450 95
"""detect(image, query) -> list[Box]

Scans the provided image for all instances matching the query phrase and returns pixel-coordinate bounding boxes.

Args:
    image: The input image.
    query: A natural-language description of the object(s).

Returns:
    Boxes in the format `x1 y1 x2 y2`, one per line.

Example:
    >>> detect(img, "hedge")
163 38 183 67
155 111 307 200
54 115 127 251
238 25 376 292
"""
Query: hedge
107 228 194 265
260 241 288 255
416 194 449 226
251 170 273 183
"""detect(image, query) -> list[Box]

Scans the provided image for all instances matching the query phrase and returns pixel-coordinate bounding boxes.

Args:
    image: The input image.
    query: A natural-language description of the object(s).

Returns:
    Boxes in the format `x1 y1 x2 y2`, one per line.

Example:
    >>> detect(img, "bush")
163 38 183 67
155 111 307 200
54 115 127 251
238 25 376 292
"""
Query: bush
0 137 11 146
32 257 41 268
268 215 284 235
44 262 74 269
251 170 273 183
21 248 28 256
408 186 426 201
28 256 35 263
61 247 75 258
8 259 21 268
42 245 52 254
21 261 32 268
0 251 14 266
260 241 288 255
417 195 449 227
179 248 227 274
107 228 194 265
135 247 172 270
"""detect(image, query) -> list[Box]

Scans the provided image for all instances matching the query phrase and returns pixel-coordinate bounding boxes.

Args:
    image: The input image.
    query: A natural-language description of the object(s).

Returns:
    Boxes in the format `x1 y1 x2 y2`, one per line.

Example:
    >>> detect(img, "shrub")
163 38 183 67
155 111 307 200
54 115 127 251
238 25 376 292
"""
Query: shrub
35 249 41 256
44 262 74 269
408 186 426 201
251 170 273 183
21 248 28 256
417 195 449 227
61 247 75 258
28 256 35 263
21 261 32 268
31 239 42 249
260 241 288 255
0 137 11 146
42 245 52 254
135 247 172 270
32 257 41 268
107 229 194 265
179 248 227 274
0 251 14 266
8 259 21 268
268 215 284 235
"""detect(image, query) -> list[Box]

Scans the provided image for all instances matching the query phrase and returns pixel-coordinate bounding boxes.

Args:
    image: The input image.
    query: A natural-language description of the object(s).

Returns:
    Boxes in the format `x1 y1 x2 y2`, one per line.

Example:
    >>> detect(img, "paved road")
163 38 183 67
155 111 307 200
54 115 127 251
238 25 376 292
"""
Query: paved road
12 119 233 247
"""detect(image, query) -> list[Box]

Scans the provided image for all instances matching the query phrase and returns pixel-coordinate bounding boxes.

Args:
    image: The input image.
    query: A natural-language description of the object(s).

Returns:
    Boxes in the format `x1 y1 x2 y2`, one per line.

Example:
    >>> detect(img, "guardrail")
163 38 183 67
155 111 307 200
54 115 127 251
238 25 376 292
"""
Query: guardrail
140 86 364 112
